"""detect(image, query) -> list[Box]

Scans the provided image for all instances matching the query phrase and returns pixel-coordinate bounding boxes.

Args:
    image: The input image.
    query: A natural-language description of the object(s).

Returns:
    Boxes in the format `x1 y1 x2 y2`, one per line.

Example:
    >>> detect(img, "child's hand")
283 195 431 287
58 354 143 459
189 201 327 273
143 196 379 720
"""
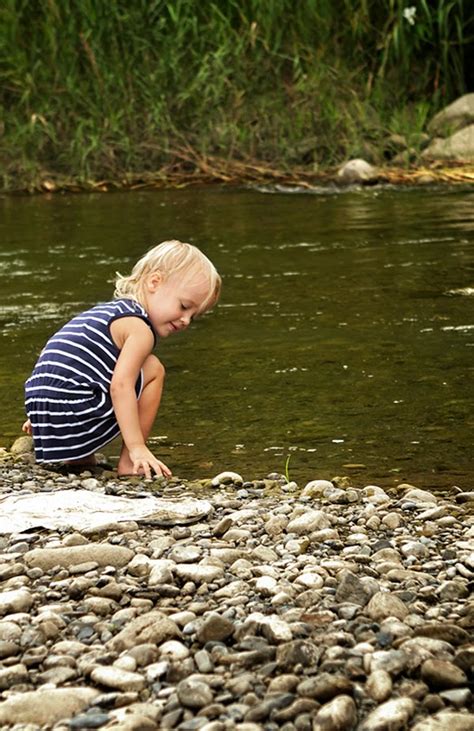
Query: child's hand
129 446 172 479
22 419 32 435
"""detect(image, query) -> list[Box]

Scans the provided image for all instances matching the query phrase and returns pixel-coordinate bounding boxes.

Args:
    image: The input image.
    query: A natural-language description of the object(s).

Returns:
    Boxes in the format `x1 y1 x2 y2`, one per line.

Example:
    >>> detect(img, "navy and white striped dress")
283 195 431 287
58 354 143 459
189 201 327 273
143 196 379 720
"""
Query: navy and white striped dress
25 299 156 463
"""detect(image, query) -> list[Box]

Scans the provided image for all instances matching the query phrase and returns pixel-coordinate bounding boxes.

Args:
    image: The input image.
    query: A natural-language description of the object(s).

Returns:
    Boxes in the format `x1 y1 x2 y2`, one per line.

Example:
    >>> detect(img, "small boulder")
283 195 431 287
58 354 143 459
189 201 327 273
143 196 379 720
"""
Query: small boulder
337 159 378 184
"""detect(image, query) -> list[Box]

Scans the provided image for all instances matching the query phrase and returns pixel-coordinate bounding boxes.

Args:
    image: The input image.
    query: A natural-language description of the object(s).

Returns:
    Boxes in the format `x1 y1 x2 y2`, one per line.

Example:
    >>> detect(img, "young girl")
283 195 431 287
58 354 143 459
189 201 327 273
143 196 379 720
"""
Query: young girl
22 240 221 478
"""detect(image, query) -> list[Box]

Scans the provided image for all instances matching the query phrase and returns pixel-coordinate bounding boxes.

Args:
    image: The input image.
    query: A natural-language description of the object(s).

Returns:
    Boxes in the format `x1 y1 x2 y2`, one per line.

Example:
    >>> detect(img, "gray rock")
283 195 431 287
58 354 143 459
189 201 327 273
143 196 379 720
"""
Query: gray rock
0 662 29 689
277 640 322 670
335 570 371 606
428 93 474 136
422 124 474 161
176 677 214 708
366 591 408 621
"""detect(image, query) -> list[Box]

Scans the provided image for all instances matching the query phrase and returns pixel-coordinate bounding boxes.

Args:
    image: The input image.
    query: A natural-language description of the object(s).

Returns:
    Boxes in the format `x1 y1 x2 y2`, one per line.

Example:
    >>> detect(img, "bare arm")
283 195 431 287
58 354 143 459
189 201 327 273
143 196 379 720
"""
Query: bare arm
110 318 170 478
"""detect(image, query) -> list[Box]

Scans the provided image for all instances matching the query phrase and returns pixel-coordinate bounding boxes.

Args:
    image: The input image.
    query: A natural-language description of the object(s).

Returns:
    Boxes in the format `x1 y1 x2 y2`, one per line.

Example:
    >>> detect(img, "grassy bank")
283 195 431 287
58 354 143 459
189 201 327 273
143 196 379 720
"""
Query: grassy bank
1 0 473 191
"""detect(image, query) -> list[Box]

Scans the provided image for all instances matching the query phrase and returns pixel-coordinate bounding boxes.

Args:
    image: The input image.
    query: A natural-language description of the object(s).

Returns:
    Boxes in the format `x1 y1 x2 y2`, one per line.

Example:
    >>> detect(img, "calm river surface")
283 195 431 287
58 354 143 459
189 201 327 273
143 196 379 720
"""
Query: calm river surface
1 185 473 488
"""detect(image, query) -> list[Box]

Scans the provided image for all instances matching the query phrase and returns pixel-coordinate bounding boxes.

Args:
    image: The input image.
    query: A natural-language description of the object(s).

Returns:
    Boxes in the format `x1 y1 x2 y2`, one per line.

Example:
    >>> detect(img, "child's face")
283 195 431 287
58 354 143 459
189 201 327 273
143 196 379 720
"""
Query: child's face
145 270 211 338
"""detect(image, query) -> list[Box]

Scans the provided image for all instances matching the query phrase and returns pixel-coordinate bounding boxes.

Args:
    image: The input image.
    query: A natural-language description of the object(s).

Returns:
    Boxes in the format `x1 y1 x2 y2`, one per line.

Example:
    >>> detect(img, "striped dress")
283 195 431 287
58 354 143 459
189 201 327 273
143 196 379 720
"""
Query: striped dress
25 299 156 463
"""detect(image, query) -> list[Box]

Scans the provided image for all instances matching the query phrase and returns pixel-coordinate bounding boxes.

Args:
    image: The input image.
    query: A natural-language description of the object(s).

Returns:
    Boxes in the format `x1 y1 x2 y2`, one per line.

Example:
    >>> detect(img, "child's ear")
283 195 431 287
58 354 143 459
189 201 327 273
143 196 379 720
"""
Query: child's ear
147 272 163 292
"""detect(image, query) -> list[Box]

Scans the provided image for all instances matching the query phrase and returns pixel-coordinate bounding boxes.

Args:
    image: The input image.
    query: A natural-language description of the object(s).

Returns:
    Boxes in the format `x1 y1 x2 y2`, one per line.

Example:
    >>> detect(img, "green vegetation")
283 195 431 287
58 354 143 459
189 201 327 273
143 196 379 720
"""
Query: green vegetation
1 0 472 190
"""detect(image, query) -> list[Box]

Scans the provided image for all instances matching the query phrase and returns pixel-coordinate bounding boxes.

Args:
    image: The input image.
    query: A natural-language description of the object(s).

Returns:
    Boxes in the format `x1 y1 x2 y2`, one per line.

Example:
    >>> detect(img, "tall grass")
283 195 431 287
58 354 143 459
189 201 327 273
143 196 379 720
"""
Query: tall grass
0 0 472 188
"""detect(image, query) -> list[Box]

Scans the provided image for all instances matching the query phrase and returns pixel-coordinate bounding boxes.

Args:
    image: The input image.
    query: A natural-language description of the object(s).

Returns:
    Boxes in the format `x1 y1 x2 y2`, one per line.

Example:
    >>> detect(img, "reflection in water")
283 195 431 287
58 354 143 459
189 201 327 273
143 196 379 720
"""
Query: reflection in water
1 186 473 488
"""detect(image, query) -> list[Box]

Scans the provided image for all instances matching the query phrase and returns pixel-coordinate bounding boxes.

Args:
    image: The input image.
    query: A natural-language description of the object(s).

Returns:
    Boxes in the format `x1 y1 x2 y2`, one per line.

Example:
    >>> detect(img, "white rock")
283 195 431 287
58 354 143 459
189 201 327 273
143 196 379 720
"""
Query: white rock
411 711 474 731
313 694 357 731
366 669 393 702
0 588 33 615
301 480 334 497
294 572 324 590
287 510 330 534
337 159 378 184
211 471 243 486
359 697 415 731
91 665 145 691
255 575 278 596
159 640 190 660
148 559 175 586
175 563 224 583
0 688 99 726
362 485 390 504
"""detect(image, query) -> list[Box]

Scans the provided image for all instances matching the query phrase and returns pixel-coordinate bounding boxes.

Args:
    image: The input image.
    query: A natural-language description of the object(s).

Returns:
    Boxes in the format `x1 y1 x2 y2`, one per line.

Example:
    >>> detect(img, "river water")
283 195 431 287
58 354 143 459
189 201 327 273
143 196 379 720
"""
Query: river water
1 185 473 488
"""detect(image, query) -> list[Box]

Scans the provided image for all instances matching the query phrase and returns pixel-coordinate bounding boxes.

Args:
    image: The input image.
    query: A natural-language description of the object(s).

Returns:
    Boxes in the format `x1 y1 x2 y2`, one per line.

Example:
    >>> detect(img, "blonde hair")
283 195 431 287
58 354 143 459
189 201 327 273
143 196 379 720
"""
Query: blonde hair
114 240 221 313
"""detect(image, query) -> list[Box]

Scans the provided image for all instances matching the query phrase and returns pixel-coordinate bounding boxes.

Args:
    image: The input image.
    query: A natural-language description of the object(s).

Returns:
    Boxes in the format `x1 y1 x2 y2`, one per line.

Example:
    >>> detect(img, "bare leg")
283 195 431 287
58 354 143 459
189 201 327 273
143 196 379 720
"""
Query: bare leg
117 354 165 476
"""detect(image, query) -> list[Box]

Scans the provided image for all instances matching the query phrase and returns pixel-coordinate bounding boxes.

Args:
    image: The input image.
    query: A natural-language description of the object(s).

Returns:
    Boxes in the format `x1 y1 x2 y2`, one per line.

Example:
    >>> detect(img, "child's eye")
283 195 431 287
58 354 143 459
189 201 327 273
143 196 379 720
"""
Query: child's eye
181 304 189 310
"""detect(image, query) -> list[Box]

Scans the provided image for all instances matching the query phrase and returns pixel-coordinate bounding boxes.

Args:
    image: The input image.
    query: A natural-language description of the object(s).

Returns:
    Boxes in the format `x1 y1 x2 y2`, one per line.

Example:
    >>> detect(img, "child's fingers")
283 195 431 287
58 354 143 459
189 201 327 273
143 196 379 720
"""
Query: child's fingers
155 459 172 477
22 419 32 435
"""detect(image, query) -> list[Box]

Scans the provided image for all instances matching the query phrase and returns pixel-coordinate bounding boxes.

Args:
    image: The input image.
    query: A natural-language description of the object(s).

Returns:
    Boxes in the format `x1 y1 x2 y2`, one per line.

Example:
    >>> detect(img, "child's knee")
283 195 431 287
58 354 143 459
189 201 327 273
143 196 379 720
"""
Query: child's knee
145 354 165 384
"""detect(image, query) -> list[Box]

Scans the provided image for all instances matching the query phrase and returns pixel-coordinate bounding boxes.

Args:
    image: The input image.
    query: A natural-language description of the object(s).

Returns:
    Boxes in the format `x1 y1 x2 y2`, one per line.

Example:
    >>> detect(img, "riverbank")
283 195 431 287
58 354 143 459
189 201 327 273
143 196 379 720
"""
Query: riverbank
3 158 474 196
0 449 472 730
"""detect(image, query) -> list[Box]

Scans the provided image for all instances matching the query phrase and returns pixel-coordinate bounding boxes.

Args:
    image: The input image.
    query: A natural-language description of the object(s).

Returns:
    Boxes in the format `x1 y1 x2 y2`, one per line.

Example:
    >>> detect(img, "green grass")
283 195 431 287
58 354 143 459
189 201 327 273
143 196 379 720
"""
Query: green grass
1 0 472 190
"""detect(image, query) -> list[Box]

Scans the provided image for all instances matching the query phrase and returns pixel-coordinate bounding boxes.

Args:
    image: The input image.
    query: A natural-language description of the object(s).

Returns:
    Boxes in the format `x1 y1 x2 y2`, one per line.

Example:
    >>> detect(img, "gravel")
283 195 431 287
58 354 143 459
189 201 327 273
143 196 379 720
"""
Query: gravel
0 444 472 730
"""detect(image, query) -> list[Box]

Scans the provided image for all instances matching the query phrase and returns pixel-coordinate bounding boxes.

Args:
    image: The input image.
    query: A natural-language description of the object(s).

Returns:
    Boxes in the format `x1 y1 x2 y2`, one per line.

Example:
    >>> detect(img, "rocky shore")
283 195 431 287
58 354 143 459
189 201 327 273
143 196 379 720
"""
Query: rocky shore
0 445 473 731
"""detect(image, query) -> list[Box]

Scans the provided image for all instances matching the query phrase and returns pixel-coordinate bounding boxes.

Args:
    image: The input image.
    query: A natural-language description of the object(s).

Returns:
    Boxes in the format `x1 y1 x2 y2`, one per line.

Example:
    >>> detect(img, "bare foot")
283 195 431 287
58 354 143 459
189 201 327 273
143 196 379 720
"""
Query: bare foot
117 455 139 476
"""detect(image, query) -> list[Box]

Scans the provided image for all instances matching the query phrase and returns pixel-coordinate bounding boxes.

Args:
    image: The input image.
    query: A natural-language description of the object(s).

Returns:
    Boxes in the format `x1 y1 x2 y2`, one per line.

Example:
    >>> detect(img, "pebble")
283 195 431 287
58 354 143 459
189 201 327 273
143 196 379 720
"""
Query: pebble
0 452 472 729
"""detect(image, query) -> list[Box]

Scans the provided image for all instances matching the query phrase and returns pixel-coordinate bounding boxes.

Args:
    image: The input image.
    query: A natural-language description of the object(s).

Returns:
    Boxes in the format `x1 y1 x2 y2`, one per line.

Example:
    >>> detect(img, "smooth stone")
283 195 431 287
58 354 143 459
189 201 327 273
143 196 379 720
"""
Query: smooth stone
169 545 202 563
337 159 378 184
301 480 334 498
439 688 472 707
0 662 29 689
0 588 33 615
91 666 145 692
365 669 393 701
403 488 437 504
420 658 468 690
196 613 234 643
297 673 353 702
0 688 99 725
211 471 243 486
287 510 331 534
366 592 408 621
358 697 415 731
175 564 224 583
312 694 357 731
415 624 470 646
106 611 179 652
411 711 474 731
159 640 190 660
24 544 133 570
176 677 214 708
334 570 371 606
277 640 322 670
